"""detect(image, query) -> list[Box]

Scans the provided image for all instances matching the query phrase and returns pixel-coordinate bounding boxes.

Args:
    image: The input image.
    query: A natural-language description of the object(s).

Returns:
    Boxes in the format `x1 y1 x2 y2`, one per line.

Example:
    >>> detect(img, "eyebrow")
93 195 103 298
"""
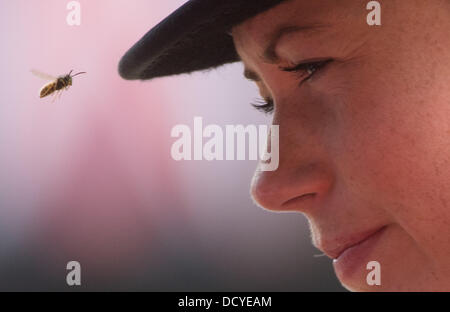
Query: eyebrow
243 24 329 82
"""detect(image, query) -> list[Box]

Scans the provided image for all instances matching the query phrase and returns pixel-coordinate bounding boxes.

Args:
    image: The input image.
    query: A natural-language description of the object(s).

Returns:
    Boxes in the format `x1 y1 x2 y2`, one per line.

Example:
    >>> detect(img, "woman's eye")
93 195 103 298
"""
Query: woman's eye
250 59 333 114
251 97 274 114
280 59 333 83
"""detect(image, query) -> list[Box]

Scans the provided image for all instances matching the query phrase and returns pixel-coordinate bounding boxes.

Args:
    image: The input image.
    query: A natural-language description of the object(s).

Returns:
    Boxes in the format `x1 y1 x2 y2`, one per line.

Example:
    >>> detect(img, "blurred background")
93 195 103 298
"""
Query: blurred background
0 0 343 291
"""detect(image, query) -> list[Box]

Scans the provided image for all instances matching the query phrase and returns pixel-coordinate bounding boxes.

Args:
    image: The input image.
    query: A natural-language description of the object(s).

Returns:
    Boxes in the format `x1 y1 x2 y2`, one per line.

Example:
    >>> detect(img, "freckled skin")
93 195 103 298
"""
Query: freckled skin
232 0 450 291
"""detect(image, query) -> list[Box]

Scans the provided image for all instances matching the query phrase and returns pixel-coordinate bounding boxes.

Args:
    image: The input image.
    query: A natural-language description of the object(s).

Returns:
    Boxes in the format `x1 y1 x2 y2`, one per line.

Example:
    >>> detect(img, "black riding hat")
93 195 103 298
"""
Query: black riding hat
118 0 287 80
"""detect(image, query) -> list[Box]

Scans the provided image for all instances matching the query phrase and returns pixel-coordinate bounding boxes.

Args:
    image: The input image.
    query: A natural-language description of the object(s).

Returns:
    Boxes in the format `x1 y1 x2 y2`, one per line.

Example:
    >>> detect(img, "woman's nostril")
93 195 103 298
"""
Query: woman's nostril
250 162 334 212
282 193 317 208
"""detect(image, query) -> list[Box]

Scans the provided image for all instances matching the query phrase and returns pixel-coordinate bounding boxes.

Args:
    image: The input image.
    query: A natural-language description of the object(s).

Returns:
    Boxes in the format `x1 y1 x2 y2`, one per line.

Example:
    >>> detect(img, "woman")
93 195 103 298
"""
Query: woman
119 0 450 291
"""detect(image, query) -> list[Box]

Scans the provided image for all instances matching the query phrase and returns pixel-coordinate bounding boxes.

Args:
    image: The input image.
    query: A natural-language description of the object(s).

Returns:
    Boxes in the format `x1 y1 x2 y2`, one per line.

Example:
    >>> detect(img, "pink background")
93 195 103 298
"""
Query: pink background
0 0 341 291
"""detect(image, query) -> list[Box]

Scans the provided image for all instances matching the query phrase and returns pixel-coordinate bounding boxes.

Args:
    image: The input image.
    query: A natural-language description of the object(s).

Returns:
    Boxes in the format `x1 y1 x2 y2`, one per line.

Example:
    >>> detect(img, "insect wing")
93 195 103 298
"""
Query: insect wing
31 69 57 81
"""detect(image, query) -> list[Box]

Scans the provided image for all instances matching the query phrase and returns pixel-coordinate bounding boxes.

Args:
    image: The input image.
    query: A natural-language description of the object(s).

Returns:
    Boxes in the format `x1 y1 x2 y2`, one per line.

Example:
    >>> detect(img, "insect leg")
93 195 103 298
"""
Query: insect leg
52 90 59 103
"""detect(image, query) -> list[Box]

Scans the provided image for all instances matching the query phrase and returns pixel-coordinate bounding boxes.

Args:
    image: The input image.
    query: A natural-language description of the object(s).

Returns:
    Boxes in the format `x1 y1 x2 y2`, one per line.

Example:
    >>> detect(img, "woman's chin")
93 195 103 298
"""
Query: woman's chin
333 225 434 292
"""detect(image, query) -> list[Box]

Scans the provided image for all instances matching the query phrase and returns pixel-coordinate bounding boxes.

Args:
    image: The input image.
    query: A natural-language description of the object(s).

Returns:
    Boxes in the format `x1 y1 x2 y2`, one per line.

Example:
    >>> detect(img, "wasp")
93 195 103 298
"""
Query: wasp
32 70 86 99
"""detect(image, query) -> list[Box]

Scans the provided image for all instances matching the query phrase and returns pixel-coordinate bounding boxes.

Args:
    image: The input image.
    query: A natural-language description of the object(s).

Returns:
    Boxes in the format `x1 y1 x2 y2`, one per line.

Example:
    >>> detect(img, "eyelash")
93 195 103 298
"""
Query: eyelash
251 98 275 114
252 59 332 114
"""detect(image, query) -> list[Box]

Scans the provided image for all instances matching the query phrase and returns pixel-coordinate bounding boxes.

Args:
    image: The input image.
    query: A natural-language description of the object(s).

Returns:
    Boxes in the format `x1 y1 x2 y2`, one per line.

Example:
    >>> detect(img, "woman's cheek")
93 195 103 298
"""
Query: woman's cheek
341 86 450 260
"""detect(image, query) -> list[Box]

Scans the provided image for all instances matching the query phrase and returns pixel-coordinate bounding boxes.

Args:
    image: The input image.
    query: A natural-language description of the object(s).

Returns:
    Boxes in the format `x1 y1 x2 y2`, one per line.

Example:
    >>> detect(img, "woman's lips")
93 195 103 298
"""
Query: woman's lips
332 226 388 278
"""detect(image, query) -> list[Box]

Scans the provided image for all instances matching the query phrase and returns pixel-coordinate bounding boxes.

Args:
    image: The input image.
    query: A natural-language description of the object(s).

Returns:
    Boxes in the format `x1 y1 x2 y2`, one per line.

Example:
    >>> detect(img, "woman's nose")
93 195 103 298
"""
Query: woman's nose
250 113 335 214
251 162 334 213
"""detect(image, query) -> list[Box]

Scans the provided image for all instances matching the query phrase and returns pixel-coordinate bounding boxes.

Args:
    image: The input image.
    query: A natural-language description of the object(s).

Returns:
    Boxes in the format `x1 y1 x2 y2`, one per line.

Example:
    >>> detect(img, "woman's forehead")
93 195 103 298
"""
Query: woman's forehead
232 0 350 42
231 0 363 61
231 0 369 75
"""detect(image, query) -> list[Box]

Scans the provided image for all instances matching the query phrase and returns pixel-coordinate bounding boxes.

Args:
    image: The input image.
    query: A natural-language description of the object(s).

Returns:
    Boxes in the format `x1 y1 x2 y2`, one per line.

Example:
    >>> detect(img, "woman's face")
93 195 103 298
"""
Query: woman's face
232 0 450 291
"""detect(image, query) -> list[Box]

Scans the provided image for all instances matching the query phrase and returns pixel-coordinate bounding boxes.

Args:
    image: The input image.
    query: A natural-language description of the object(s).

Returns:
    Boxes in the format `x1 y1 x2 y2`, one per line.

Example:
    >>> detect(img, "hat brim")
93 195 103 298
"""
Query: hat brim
118 0 287 80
